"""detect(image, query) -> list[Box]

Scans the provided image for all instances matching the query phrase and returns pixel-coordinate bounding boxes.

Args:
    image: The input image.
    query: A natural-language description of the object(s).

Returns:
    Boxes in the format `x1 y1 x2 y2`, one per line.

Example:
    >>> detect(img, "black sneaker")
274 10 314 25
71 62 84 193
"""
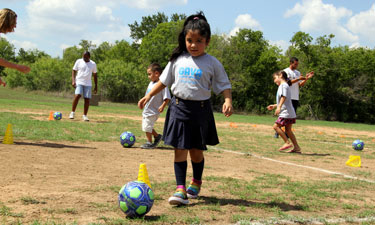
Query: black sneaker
153 134 162 147
141 142 154 149
274 132 279 138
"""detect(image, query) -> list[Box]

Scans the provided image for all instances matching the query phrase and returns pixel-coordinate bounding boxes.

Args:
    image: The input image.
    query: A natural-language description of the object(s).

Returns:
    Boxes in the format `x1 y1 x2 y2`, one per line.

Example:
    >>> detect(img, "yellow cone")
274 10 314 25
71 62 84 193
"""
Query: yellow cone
137 163 151 188
346 155 361 167
3 124 14 144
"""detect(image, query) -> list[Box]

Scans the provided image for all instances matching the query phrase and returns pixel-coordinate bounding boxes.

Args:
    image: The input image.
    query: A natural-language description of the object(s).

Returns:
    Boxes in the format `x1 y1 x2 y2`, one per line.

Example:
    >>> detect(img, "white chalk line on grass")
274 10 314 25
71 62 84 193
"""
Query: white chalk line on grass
209 146 375 184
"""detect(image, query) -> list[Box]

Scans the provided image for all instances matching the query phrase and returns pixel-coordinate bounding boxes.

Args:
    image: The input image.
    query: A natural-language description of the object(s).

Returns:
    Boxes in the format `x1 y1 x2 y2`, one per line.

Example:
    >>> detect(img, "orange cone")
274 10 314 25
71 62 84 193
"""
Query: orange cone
48 111 54 120
229 122 238 128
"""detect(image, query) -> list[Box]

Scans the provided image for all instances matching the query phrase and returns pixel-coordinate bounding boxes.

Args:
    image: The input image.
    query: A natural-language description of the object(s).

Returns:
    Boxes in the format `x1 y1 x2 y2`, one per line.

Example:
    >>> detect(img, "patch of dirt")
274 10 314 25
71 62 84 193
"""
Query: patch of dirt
1 139 375 224
306 125 375 138
1 108 375 224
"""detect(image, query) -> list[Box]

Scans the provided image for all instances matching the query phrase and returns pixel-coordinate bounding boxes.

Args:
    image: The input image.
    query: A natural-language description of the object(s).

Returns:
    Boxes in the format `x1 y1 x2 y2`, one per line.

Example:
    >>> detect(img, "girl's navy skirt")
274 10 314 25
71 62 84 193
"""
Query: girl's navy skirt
162 96 219 150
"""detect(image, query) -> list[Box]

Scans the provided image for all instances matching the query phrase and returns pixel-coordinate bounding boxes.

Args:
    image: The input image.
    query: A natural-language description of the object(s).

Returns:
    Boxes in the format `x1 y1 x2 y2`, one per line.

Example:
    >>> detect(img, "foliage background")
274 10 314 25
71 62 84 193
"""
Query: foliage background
1 13 374 124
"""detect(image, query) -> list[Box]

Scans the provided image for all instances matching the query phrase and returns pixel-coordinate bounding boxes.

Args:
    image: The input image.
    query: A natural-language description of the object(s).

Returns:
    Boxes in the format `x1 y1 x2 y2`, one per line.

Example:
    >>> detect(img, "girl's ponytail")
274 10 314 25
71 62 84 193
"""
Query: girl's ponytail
280 71 292 86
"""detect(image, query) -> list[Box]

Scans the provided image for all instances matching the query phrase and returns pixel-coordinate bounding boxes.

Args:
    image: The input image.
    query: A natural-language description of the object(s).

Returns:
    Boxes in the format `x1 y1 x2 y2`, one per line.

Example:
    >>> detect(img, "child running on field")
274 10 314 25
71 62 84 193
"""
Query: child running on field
140 63 171 149
267 71 301 153
138 11 233 206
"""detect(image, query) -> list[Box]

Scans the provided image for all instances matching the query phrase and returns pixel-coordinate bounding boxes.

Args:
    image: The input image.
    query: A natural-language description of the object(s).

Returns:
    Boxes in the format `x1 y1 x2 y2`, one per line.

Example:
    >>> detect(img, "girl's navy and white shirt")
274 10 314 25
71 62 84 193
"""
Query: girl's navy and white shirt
276 82 296 119
160 53 231 101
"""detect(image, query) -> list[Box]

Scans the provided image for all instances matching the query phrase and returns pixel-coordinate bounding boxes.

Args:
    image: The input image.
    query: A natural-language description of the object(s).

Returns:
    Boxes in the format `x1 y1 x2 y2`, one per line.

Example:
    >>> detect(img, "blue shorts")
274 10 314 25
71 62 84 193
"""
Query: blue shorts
75 85 92 99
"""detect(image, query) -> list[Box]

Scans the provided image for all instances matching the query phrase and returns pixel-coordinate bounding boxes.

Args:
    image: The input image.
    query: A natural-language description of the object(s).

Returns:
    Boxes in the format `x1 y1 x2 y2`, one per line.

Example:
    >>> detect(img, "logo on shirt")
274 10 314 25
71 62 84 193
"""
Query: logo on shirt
178 67 202 84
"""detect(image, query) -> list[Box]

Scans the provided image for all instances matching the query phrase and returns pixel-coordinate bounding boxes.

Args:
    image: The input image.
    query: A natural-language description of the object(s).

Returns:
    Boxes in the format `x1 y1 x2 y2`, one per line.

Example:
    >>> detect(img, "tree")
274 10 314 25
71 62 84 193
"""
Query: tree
6 57 70 91
206 34 228 63
139 21 182 67
92 41 112 63
316 34 335 47
79 40 96 52
99 60 146 102
105 40 138 63
62 46 82 65
129 12 186 42
288 32 312 61
223 29 281 112
17 48 49 63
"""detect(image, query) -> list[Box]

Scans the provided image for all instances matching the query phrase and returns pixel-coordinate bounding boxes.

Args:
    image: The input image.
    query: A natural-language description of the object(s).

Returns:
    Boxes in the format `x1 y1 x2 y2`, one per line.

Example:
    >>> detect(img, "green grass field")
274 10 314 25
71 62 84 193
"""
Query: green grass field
1 87 375 225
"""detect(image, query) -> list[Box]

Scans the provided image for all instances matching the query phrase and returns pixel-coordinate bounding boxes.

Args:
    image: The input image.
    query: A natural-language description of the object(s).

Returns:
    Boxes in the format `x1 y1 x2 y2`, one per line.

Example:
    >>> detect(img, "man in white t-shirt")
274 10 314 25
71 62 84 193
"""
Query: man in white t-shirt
283 57 314 114
69 52 98 121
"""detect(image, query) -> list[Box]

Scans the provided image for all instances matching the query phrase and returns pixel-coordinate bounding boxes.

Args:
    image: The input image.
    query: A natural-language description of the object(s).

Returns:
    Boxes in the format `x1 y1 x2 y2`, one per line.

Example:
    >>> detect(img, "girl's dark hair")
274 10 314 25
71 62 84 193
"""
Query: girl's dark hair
148 63 162 74
170 11 211 61
274 71 292 86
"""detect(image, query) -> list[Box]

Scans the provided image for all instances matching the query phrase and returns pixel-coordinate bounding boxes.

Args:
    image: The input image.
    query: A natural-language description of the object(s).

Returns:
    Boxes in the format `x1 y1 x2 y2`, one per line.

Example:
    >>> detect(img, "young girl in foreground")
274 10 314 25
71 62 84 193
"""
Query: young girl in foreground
267 71 301 153
138 12 233 206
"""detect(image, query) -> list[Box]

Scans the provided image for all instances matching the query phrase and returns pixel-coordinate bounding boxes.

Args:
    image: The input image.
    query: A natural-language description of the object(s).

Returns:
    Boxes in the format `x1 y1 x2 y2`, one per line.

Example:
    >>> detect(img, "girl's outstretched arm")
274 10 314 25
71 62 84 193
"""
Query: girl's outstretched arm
138 81 166 109
221 89 233 117
0 58 30 73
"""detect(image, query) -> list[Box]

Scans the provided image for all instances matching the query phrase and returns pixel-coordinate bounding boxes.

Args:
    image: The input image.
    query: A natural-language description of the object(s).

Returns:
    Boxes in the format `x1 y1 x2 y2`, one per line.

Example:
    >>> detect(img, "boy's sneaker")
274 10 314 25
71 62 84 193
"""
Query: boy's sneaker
168 188 189 206
153 134 162 147
141 142 154 149
82 115 89 121
187 181 201 199
274 132 279 138
69 112 75 119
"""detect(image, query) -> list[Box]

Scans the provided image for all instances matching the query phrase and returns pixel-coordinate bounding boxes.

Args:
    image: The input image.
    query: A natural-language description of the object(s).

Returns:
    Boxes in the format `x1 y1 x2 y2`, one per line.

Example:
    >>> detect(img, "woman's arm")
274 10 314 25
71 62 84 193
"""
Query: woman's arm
0 58 30 73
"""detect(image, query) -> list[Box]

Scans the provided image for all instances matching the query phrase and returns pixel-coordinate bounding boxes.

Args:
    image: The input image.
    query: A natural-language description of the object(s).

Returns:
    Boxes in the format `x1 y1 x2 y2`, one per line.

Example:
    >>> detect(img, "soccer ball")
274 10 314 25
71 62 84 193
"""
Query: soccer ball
53 112 62 120
118 181 154 217
352 139 364 151
120 131 136 147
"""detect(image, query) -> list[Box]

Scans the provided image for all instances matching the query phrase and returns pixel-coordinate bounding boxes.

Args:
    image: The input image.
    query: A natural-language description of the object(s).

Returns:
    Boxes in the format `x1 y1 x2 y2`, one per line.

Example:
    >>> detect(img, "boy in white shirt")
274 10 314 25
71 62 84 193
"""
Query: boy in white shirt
141 63 171 149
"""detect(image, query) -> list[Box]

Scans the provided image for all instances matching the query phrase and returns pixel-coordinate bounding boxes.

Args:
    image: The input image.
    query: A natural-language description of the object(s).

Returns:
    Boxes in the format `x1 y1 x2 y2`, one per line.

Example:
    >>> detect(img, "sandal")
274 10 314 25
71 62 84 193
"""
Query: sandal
286 149 301 154
279 144 293 151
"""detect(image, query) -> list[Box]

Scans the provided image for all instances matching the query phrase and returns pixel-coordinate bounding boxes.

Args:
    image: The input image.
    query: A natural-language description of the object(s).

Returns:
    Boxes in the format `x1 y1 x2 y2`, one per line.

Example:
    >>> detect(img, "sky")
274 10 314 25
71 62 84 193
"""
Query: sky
1 0 374 57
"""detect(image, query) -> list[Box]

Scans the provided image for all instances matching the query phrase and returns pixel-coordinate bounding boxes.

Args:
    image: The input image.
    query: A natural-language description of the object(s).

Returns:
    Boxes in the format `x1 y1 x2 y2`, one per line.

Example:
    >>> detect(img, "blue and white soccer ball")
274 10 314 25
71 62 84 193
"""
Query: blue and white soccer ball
352 139 364 151
120 131 136 147
118 181 154 217
53 112 62 120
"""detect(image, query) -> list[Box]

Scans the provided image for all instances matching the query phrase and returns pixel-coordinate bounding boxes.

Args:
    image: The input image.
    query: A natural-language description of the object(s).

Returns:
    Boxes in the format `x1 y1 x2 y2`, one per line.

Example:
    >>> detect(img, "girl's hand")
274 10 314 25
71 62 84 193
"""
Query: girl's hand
222 102 233 117
138 95 151 109
158 105 165 113
275 107 281 116
267 105 275 111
